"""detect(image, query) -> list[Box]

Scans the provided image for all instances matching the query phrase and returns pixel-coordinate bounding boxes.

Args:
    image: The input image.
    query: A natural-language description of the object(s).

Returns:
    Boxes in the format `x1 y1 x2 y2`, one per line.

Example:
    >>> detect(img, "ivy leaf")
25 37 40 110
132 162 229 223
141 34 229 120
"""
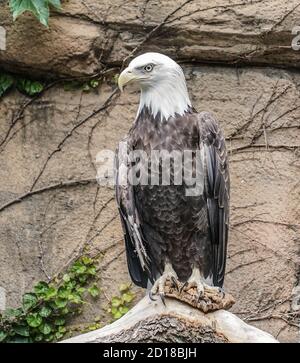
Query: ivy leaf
3 308 23 319
22 293 38 312
13 325 30 337
88 284 100 298
10 0 50 27
87 266 96 275
54 318 65 326
111 297 122 308
44 286 57 300
119 306 129 315
55 331 64 340
58 326 66 333
112 309 123 319
0 74 14 97
39 322 52 335
71 261 87 275
17 79 44 96
39 306 52 318
48 0 61 10
89 79 99 89
119 283 131 292
122 292 134 303
26 313 43 328
34 281 49 296
0 331 8 342
81 256 93 266
8 336 31 343
62 274 70 283
54 298 68 308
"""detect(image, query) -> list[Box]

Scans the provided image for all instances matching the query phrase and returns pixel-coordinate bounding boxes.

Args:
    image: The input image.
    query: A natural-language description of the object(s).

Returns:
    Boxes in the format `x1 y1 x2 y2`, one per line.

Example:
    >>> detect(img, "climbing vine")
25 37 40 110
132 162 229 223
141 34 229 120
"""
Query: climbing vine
9 0 62 27
107 283 135 321
0 256 100 343
0 72 44 98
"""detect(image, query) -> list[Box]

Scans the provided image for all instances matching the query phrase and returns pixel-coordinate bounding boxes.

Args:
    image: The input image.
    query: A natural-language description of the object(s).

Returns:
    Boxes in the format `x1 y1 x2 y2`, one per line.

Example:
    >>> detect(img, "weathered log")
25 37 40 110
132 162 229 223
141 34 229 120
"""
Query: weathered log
62 294 278 343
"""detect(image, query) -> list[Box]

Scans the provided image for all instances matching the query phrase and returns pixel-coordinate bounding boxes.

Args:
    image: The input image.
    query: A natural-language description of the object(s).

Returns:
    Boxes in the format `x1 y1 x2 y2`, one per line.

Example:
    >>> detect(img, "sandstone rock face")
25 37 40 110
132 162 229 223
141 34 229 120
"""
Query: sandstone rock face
1 0 300 77
0 0 299 342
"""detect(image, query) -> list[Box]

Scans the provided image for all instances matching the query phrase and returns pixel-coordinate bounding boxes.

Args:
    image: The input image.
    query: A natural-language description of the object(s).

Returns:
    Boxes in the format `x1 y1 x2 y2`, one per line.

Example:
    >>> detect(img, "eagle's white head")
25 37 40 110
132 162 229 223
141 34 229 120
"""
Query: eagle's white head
118 52 192 121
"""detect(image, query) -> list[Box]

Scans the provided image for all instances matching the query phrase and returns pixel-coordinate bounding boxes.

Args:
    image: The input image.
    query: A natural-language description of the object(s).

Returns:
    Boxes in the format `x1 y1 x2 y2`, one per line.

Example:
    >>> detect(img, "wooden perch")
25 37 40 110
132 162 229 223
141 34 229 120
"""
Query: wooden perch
62 292 278 343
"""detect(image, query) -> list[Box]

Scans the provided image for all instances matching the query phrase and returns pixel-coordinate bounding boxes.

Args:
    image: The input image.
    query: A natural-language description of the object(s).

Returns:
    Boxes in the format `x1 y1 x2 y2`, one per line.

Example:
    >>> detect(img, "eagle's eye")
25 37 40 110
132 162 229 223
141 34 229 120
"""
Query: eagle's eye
144 64 154 72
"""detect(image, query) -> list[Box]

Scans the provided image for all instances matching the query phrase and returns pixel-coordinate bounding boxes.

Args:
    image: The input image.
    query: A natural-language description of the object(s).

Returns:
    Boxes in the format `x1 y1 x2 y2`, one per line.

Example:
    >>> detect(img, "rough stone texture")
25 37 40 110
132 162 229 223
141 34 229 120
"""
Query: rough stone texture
1 0 300 77
100 316 229 343
0 0 299 342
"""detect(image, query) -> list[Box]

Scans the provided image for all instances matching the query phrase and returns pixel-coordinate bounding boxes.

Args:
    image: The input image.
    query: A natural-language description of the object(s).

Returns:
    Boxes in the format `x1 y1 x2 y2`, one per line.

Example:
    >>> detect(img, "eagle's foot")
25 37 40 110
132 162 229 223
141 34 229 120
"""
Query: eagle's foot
180 267 223 301
151 263 179 304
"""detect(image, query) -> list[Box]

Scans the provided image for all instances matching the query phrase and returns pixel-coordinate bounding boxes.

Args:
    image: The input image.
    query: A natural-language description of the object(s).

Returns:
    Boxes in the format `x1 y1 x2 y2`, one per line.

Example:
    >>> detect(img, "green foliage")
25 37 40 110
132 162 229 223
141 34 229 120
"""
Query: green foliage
0 72 44 99
107 283 135 321
17 79 44 96
0 74 14 97
63 79 100 93
0 256 100 343
9 0 62 27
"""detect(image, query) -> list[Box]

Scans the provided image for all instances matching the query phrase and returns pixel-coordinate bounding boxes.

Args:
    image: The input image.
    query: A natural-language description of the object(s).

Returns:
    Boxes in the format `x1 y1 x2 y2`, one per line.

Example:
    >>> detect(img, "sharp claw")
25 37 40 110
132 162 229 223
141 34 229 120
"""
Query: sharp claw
159 293 166 306
179 281 187 294
171 276 178 290
149 290 156 301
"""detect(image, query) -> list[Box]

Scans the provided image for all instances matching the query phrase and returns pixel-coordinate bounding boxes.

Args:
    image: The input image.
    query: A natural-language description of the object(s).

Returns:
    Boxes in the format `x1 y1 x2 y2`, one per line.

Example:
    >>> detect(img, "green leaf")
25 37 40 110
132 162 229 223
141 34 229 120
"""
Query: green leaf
78 275 88 283
22 293 38 312
54 318 65 326
39 306 52 318
39 322 52 335
44 286 57 300
81 256 93 265
34 281 49 296
119 306 129 315
68 294 82 304
0 74 14 97
8 336 31 343
13 325 30 337
89 80 99 88
58 326 66 333
62 273 70 282
88 284 100 298
112 310 123 319
82 83 90 92
45 334 54 342
87 266 96 275
3 308 23 319
111 296 122 308
122 292 134 303
58 287 71 299
55 331 64 340
9 0 50 27
0 331 8 342
17 78 44 96
71 261 87 275
54 298 68 308
48 0 61 10
76 287 86 295
119 283 131 292
26 313 43 328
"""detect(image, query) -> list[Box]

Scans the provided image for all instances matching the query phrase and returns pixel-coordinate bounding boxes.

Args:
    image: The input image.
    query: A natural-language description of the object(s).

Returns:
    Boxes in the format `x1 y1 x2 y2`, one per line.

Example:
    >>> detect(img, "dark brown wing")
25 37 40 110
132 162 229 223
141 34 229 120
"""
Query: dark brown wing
198 112 230 287
114 138 153 288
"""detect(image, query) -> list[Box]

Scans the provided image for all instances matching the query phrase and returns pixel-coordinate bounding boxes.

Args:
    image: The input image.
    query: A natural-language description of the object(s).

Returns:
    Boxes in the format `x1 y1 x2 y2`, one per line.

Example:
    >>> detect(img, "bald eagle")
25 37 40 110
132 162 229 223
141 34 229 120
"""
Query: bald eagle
115 53 229 299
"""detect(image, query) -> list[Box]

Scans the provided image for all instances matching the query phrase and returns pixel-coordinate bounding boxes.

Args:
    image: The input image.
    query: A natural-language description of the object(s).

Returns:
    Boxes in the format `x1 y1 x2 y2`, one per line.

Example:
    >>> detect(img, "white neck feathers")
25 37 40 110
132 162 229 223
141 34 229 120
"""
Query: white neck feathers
137 68 191 121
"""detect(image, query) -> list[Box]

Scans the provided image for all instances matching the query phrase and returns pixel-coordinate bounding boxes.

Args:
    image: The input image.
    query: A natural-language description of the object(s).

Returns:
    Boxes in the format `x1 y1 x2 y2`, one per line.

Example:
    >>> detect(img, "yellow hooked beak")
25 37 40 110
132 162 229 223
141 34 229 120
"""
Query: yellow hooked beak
118 68 137 92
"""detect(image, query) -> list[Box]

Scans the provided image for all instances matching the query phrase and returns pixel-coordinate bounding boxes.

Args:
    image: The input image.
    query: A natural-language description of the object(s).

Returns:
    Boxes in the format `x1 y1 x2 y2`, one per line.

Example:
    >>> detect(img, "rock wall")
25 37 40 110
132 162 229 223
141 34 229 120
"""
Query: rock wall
0 0 299 342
